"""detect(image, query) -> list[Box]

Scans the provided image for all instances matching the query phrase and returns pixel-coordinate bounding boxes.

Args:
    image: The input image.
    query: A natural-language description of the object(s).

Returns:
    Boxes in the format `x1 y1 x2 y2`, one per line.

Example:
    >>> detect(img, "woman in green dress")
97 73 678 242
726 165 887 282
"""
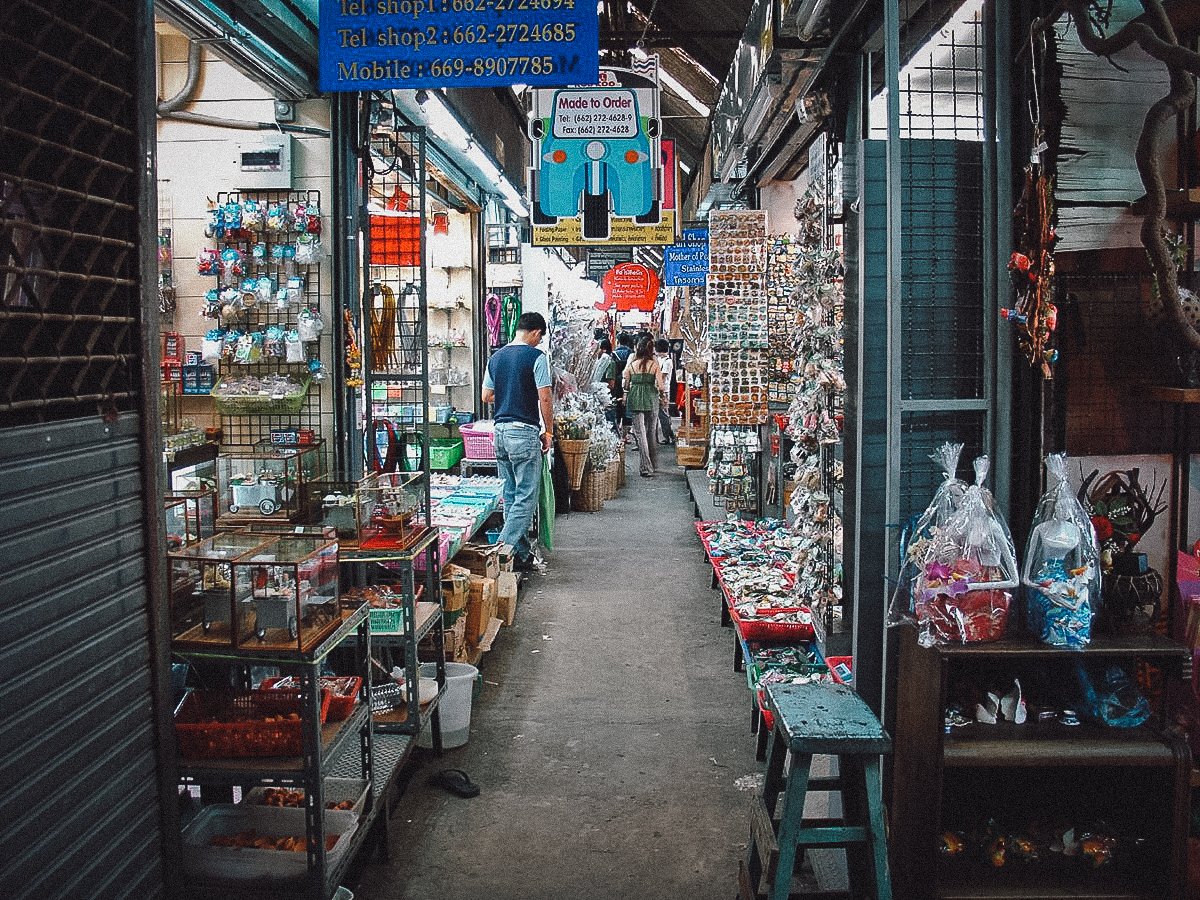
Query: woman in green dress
623 337 667 477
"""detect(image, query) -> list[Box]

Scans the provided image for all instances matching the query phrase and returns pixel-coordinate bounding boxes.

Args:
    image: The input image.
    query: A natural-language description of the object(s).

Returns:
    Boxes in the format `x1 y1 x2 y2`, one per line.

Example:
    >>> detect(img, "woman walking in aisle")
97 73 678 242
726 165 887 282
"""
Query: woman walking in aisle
623 336 667 477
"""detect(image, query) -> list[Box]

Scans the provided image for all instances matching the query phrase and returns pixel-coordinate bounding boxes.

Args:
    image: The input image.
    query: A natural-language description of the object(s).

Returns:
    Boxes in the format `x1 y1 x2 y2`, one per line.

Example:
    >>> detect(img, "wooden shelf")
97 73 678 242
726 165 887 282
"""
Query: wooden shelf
935 632 1186 661
943 722 1175 768
890 625 1191 899
1147 386 1200 405
1129 187 1200 219
937 866 1157 899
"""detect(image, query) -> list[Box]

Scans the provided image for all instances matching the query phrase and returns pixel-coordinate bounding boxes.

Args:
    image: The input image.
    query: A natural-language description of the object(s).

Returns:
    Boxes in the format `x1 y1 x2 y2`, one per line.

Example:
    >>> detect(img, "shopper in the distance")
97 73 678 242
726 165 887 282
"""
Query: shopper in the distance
623 336 666 477
654 338 676 445
482 311 553 573
611 332 634 441
591 338 614 394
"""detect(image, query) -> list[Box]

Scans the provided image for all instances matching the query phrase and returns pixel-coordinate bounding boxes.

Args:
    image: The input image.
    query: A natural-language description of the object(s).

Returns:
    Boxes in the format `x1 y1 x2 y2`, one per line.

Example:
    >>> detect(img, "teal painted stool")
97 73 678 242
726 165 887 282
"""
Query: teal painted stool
740 682 892 900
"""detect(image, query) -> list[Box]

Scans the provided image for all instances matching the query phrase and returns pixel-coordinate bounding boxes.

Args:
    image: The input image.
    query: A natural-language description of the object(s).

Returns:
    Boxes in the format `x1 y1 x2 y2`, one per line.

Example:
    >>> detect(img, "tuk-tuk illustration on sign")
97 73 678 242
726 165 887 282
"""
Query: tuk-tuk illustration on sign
530 65 662 241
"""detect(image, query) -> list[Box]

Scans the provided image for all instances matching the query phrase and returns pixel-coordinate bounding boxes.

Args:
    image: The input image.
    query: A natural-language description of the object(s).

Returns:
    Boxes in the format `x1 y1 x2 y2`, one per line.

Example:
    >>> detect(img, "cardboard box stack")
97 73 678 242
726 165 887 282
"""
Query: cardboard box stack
466 574 497 644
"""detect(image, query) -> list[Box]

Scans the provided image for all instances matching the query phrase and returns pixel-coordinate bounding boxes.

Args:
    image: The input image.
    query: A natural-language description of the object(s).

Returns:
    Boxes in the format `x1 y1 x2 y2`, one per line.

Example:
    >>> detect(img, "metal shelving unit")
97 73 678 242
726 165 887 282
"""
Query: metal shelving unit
173 605 373 900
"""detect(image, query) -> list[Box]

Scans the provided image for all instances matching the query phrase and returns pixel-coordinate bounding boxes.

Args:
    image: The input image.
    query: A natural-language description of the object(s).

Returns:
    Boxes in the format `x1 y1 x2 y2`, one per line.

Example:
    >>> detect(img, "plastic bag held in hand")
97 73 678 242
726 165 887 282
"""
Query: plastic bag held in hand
1023 453 1101 649
888 442 967 629
913 456 1019 646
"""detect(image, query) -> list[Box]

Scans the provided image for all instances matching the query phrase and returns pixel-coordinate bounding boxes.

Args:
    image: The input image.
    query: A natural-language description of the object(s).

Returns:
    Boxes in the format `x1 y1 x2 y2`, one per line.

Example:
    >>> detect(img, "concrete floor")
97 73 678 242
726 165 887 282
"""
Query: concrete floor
352 447 763 900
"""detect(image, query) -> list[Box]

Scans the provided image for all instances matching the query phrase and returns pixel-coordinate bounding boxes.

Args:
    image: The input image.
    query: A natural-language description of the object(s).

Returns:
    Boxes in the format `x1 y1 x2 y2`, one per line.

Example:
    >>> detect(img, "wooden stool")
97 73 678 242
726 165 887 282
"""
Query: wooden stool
740 681 892 900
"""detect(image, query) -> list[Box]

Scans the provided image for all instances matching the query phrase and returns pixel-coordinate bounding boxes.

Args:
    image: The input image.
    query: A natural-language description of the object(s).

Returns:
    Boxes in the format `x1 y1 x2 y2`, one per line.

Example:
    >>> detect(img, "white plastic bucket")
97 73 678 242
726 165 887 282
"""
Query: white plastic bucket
416 662 479 749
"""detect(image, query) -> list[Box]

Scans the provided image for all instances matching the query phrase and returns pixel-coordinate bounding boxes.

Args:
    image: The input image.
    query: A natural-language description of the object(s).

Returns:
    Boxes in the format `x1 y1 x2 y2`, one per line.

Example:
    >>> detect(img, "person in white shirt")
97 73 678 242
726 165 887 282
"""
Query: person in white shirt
654 338 676 445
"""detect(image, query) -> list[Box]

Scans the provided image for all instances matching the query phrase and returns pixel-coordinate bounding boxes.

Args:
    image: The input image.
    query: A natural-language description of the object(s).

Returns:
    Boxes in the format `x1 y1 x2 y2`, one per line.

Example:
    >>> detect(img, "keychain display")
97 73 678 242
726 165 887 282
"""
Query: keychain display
1023 453 1101 649
913 456 1018 646
297 307 324 343
707 426 761 512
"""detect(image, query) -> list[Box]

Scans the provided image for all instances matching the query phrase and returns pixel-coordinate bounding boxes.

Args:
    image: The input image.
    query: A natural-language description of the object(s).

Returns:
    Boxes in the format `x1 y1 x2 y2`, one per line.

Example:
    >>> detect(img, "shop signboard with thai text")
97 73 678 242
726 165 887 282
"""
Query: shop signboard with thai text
317 0 599 90
529 61 678 246
599 263 660 311
662 227 708 286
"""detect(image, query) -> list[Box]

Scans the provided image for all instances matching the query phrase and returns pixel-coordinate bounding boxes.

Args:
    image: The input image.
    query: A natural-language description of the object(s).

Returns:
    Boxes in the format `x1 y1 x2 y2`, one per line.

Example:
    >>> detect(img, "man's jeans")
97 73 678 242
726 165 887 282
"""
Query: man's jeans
494 421 542 560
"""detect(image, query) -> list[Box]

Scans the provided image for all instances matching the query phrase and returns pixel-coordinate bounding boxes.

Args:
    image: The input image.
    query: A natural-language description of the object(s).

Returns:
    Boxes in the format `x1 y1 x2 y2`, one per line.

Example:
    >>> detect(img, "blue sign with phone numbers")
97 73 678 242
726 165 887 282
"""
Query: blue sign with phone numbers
318 0 599 90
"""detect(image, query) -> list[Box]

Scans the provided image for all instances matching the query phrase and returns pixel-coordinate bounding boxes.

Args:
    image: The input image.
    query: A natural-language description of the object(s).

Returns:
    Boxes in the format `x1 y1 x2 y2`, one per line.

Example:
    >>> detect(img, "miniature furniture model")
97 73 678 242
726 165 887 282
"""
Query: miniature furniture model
741 681 892 900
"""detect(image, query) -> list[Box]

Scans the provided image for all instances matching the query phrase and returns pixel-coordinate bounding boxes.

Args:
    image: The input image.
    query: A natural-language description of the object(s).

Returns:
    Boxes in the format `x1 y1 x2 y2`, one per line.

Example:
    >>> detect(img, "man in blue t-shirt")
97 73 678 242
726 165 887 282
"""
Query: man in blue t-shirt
482 311 553 572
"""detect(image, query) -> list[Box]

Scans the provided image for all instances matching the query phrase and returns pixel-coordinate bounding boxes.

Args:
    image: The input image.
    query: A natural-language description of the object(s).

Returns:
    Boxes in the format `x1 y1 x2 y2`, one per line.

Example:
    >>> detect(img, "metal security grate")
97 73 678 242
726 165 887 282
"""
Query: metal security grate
1 0 143 426
877 0 989 520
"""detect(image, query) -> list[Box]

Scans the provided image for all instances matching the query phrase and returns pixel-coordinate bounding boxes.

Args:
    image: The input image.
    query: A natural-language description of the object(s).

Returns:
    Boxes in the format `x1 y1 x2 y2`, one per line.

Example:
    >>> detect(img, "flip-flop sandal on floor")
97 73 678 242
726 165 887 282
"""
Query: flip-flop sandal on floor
430 768 480 798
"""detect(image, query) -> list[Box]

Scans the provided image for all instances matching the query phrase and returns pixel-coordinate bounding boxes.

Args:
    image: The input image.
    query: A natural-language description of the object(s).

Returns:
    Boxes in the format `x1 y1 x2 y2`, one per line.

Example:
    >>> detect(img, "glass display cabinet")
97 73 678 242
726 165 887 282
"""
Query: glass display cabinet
166 441 218 494
216 440 323 523
231 535 341 653
165 489 218 545
168 532 275 649
164 497 193 551
306 473 376 544
359 471 427 551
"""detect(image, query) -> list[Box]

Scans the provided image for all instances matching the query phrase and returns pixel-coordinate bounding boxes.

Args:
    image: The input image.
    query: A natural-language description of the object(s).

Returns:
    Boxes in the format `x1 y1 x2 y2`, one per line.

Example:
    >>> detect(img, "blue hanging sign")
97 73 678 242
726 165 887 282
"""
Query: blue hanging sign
318 0 599 91
662 228 708 286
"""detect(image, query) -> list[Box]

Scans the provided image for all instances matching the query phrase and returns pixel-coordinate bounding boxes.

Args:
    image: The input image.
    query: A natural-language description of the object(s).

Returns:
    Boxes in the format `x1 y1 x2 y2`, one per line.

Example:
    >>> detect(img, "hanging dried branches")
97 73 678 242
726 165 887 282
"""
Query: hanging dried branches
1034 0 1200 351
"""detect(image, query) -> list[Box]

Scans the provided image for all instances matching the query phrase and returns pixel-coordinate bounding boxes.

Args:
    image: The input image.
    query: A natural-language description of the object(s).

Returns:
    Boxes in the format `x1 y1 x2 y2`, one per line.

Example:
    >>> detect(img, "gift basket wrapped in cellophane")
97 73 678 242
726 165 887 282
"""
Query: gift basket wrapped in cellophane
1023 453 1101 649
888 442 968 631
912 456 1018 646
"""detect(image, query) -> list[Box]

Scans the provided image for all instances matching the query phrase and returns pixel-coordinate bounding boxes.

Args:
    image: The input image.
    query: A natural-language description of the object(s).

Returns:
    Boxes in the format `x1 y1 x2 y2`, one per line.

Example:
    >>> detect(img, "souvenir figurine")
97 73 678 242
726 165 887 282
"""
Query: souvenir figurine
241 198 263 230
197 248 219 276
1022 453 1101 648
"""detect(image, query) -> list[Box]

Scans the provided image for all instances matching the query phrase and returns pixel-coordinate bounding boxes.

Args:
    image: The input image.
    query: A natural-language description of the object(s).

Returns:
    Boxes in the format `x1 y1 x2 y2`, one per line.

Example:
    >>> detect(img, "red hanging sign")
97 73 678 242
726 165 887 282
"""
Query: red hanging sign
600 262 660 311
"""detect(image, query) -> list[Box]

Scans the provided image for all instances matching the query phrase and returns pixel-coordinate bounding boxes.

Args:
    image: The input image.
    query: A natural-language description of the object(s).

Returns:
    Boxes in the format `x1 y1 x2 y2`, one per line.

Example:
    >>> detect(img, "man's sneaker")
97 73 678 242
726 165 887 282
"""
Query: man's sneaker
513 551 547 574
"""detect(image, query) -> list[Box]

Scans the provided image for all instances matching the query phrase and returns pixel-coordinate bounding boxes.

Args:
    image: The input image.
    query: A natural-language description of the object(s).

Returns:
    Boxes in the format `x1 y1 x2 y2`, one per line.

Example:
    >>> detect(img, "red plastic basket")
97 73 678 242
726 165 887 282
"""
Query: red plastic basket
459 422 496 460
175 689 331 758
369 213 420 267
733 606 816 642
825 656 854 685
261 676 360 722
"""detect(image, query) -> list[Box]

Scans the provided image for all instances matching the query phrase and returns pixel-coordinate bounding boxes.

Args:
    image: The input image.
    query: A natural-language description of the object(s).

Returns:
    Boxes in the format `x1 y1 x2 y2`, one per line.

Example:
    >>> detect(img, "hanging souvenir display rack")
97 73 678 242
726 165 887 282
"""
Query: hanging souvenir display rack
200 189 328 465
784 182 845 639
362 115 432 495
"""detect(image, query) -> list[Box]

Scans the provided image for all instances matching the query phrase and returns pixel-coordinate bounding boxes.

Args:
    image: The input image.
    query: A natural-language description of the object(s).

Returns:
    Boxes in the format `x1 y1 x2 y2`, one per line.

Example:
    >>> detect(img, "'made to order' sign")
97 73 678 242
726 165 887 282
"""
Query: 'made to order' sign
318 0 599 91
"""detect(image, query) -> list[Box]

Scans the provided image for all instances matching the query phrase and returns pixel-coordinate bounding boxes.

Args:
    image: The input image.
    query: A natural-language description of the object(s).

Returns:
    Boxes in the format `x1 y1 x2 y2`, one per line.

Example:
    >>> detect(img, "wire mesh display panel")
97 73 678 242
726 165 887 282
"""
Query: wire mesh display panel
900 140 985 401
899 410 987 520
870 0 985 142
1 1 143 426
885 0 988 521
362 113 429 481
207 190 326 464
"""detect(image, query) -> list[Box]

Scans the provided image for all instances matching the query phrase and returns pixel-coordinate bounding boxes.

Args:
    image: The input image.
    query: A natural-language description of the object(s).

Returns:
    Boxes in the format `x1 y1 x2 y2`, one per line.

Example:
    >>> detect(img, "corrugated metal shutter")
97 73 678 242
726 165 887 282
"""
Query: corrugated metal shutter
0 420 165 900
1 2 168 898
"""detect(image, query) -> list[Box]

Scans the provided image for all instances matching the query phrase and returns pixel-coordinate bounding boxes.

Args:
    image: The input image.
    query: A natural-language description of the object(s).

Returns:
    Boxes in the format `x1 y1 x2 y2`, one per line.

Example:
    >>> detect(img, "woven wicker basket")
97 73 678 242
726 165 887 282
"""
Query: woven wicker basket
604 458 619 499
572 465 607 512
557 437 590 490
